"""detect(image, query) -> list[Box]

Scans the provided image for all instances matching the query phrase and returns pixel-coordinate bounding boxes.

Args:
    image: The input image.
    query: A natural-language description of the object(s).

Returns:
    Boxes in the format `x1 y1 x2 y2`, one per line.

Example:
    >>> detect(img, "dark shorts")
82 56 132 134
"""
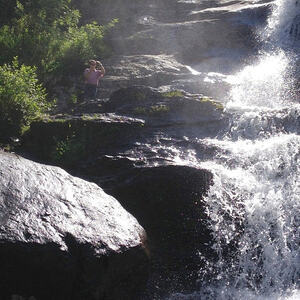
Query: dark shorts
84 84 97 100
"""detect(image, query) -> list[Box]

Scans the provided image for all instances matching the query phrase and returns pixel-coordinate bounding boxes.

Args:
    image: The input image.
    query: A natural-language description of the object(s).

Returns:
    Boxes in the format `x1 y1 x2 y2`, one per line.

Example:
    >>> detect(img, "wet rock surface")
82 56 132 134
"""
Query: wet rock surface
22 86 228 171
103 165 214 299
96 0 272 99
0 151 149 300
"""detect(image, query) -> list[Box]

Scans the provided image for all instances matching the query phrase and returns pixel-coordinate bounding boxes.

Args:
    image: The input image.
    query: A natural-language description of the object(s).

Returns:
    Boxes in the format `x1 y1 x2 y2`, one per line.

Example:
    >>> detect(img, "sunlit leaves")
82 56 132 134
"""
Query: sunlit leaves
0 0 116 82
0 58 50 139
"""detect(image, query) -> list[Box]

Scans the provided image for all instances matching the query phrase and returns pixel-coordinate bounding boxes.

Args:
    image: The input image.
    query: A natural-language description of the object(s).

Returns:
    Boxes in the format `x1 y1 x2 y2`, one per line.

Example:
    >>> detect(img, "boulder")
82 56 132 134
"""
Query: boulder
0 151 149 300
104 164 213 252
102 165 215 298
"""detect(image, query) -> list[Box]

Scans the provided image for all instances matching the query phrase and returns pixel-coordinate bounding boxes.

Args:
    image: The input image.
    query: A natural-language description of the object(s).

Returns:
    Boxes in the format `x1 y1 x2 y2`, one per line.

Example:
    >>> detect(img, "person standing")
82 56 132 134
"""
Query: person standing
83 59 105 100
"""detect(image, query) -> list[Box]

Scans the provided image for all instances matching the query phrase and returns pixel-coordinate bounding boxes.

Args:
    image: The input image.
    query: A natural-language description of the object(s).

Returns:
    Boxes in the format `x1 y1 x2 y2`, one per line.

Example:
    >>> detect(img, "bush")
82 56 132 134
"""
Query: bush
0 0 117 82
53 19 118 76
0 0 117 107
0 58 50 140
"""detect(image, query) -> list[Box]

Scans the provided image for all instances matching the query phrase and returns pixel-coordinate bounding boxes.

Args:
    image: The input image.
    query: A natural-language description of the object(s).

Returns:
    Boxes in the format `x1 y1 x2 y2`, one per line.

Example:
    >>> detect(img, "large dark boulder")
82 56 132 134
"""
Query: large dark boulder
106 164 213 252
102 165 215 298
0 151 149 300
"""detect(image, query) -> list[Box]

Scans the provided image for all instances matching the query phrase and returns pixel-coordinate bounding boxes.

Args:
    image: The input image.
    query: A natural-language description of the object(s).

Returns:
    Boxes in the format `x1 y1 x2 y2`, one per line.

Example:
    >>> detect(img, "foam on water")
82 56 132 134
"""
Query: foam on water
226 50 294 109
260 0 300 47
195 133 300 298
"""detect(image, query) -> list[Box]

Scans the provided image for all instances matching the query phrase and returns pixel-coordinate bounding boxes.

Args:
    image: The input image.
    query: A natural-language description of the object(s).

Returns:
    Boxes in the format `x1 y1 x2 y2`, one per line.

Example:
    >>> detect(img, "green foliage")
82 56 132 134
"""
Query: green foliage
0 0 77 66
133 104 169 115
200 96 224 110
0 58 50 140
162 90 184 98
55 19 117 75
51 134 84 166
0 0 116 85
70 94 78 105
150 104 169 113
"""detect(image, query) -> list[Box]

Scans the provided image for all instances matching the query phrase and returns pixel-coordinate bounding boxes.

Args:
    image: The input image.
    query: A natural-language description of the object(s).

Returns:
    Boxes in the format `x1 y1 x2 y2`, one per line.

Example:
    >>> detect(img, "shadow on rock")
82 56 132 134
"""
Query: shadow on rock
101 164 216 299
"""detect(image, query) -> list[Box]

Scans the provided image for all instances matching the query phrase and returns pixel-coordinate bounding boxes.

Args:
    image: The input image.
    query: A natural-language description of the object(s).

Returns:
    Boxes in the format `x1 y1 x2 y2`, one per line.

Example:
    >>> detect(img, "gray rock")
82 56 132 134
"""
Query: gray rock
105 85 226 127
106 0 271 66
100 55 232 101
95 1 272 100
0 150 149 300
99 54 189 97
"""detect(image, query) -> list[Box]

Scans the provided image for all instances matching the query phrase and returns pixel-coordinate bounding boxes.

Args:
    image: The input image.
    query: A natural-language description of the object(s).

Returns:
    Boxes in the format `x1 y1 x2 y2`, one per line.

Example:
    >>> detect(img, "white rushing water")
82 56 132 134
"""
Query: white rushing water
169 0 300 299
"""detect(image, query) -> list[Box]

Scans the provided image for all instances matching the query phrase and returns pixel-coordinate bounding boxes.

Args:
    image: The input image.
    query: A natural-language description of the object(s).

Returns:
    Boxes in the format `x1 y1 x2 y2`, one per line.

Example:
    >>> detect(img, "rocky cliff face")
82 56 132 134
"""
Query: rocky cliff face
97 0 272 99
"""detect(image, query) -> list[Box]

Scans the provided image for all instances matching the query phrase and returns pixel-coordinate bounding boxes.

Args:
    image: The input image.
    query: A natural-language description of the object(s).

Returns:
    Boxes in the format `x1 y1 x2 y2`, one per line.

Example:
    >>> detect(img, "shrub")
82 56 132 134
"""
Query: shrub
0 58 50 140
54 19 118 76
0 0 117 83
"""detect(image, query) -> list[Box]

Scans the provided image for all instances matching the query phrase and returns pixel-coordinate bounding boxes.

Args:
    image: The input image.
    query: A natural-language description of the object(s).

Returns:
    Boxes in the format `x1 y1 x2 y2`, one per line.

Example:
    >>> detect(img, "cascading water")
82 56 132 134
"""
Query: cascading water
169 0 300 299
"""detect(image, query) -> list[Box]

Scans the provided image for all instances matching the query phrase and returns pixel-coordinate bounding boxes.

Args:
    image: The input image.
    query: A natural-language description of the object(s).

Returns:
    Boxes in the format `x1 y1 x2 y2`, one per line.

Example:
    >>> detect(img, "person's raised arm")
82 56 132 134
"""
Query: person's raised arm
97 61 105 75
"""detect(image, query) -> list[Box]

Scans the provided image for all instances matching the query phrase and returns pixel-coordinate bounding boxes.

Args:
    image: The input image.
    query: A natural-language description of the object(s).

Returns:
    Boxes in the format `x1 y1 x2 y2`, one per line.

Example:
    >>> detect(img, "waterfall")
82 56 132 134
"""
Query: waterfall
169 0 300 299
261 0 300 47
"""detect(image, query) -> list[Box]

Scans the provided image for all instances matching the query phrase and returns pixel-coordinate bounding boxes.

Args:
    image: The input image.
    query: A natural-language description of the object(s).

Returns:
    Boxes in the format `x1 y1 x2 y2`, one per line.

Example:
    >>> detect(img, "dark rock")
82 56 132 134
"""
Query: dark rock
0 151 149 300
69 98 108 115
108 85 162 108
105 164 213 250
20 86 228 171
21 113 145 168
105 85 225 127
102 164 215 298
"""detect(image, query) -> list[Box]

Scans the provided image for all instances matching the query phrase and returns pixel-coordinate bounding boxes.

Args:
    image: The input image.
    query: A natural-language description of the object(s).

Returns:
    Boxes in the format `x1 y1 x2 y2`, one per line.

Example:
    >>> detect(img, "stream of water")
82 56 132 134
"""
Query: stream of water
169 0 300 299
